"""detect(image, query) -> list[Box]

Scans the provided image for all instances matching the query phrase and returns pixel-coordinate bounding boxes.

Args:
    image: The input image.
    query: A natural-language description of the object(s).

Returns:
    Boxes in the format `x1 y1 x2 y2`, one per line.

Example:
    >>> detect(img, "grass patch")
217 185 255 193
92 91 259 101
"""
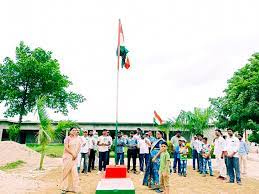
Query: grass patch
27 144 64 158
0 160 25 171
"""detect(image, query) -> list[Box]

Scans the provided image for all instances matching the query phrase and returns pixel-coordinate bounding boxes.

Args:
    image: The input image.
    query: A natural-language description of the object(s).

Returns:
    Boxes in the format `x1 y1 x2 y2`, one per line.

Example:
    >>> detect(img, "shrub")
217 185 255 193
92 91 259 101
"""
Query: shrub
7 125 20 142
248 132 259 144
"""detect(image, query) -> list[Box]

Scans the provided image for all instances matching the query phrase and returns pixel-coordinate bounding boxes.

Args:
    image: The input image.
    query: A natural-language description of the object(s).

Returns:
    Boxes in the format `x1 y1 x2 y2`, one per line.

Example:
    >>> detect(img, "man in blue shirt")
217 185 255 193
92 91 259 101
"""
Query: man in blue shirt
115 131 125 165
126 131 138 173
238 134 249 175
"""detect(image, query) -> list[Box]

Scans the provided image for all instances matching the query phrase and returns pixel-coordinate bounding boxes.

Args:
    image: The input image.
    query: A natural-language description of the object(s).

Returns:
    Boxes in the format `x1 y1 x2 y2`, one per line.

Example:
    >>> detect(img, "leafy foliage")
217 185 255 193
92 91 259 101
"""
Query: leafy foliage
7 124 20 142
158 120 172 142
174 107 213 135
0 41 85 123
54 120 79 141
248 132 259 143
37 97 55 170
210 53 259 133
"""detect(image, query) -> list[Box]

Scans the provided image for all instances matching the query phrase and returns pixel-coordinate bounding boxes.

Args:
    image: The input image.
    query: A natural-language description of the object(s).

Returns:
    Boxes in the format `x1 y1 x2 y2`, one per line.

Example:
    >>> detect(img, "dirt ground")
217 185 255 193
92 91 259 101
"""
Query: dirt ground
33 165 259 194
1 142 259 194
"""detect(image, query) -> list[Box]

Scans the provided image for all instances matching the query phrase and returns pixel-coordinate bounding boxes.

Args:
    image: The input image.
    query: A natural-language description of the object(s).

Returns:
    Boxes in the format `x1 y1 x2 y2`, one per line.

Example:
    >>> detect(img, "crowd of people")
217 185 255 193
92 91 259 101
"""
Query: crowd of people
60 127 249 194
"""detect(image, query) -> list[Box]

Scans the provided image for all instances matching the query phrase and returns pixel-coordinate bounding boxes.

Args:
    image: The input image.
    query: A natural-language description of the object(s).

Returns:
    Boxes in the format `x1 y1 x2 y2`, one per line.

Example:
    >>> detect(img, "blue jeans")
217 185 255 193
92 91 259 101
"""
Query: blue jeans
225 158 228 175
192 149 198 170
203 158 213 175
173 152 180 173
180 160 187 175
99 151 108 171
198 153 204 173
227 157 241 183
81 153 89 173
139 153 150 172
116 152 124 165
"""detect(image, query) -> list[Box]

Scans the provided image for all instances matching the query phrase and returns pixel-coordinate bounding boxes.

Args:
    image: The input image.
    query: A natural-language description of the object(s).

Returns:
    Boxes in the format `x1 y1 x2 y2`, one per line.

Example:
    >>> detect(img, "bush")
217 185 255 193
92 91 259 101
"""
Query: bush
248 132 259 144
7 125 20 142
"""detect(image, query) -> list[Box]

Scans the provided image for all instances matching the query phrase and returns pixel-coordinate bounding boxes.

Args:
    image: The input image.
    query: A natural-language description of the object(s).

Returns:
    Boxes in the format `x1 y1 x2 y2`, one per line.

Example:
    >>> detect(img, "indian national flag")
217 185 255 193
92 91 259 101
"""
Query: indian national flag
153 111 163 126
117 19 130 69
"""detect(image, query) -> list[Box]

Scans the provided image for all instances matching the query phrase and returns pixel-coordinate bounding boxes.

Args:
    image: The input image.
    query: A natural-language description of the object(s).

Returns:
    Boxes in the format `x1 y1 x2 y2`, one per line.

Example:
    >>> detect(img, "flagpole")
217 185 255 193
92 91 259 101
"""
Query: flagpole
114 19 121 166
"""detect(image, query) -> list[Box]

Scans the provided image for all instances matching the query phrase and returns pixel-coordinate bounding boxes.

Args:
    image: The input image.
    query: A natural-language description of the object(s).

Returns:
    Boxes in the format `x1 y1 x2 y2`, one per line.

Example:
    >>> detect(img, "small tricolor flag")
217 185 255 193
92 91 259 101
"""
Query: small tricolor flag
153 111 163 126
117 19 130 70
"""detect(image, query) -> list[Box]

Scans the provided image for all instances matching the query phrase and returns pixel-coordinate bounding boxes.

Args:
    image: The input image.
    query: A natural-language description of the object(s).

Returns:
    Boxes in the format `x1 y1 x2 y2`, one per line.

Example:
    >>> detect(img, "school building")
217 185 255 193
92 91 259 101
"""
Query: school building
0 119 217 144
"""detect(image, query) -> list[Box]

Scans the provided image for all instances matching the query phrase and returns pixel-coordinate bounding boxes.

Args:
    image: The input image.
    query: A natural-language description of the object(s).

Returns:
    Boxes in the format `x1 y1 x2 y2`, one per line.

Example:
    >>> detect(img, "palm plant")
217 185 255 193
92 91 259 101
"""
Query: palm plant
158 120 172 142
36 97 55 170
174 107 214 135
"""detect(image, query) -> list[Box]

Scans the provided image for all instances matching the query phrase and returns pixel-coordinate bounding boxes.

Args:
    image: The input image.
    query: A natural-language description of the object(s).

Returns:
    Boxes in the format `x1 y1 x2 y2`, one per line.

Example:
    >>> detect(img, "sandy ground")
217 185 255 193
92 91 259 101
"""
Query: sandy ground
1 141 259 194
34 164 259 194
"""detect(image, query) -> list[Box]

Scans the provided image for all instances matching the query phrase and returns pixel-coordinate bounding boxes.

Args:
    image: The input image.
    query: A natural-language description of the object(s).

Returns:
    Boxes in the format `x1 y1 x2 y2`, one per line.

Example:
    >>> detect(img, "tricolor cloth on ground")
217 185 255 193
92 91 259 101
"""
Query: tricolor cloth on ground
96 178 135 194
96 165 135 194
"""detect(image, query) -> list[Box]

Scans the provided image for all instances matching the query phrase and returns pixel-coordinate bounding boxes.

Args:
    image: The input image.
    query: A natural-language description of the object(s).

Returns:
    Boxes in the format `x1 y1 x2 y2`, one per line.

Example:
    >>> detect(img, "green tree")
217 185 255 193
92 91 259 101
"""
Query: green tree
7 124 21 142
174 107 213 135
54 120 79 141
210 53 259 133
0 42 85 124
248 132 259 144
37 97 55 170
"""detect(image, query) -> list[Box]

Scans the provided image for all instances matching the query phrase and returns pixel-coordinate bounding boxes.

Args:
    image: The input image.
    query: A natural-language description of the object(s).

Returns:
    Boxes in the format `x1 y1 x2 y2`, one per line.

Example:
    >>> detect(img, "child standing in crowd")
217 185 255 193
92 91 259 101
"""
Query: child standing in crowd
202 137 213 177
152 141 170 194
179 139 188 177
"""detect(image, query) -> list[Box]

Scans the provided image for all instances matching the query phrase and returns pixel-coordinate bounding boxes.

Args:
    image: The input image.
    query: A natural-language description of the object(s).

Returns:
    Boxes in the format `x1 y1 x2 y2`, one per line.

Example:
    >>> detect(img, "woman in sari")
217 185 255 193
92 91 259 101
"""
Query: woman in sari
60 127 81 194
143 131 165 190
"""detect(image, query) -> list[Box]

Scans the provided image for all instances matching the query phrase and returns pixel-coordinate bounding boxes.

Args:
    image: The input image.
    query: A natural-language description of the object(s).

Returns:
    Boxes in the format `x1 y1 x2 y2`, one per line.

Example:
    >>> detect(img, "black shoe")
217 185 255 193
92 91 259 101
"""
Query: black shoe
173 170 176 173
81 170 85 173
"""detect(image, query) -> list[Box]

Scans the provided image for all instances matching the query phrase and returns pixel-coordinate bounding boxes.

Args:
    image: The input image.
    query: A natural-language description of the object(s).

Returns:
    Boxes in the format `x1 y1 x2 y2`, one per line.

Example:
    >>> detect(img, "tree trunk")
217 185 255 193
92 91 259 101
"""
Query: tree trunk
39 144 46 170
166 132 169 143
18 81 29 126
18 114 23 126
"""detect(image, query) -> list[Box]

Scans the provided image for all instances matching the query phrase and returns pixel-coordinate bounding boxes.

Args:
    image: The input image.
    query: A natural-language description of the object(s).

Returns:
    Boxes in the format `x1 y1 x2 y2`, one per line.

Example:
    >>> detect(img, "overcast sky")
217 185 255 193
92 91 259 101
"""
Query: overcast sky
0 0 259 123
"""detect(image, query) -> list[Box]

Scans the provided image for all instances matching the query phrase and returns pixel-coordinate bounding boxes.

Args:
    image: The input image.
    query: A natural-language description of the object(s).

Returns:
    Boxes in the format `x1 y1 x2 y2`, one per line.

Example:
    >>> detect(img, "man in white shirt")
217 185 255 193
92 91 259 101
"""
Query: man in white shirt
134 128 142 170
214 129 227 180
226 128 241 184
97 129 111 174
88 130 96 172
133 128 142 141
191 136 199 170
78 129 90 174
196 134 204 173
137 134 151 174
93 131 99 168
106 131 113 165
